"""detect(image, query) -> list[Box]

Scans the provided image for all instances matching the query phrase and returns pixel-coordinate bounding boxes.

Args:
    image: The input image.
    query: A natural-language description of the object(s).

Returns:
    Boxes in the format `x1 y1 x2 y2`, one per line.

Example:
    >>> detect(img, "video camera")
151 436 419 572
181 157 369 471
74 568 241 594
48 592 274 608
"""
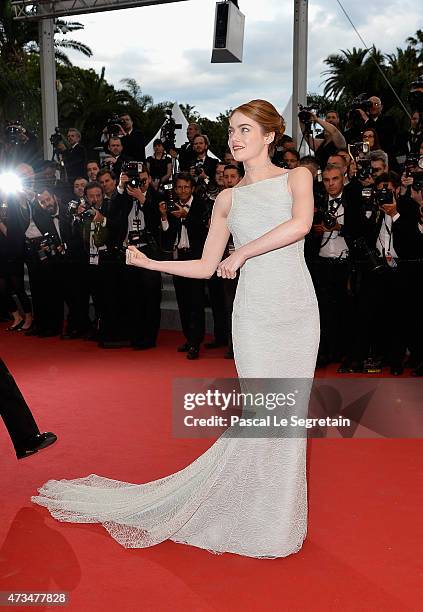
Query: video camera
347 93 373 129
49 127 64 149
298 104 317 132
160 108 182 151
106 115 125 138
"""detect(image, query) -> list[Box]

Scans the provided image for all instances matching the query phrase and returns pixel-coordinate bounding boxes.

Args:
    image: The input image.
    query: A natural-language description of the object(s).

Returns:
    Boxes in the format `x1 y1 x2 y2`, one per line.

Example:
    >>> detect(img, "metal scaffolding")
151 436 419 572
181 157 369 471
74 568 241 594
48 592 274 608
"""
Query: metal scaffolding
12 0 187 20
11 0 187 158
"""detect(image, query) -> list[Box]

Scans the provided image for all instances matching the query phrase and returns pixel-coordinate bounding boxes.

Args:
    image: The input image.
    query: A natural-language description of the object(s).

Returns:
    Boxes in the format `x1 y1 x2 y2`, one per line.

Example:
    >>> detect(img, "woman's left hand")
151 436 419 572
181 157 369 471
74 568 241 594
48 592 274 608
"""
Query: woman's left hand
216 250 246 279
126 245 152 269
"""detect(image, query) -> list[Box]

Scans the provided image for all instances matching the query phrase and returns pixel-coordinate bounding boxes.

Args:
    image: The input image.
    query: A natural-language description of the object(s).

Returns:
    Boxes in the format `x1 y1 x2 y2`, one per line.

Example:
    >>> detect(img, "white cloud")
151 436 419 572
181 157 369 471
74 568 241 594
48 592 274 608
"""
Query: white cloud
63 0 422 119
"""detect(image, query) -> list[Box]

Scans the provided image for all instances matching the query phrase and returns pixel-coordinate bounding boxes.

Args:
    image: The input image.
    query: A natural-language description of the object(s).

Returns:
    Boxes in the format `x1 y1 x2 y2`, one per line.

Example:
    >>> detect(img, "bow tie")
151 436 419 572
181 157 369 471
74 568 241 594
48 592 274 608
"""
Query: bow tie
329 197 342 205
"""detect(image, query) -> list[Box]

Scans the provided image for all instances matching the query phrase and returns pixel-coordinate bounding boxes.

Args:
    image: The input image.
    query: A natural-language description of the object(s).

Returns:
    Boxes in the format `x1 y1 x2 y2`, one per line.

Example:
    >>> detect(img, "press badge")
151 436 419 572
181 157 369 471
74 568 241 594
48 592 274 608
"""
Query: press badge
385 251 397 268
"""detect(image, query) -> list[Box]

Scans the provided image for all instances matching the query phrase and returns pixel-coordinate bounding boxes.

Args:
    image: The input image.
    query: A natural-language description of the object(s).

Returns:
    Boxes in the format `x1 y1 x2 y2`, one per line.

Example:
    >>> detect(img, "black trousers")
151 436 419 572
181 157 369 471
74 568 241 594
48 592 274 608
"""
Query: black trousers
206 272 228 344
348 263 407 365
173 270 205 348
3 257 32 314
312 256 353 360
63 258 91 334
0 358 40 454
124 266 162 346
25 247 65 334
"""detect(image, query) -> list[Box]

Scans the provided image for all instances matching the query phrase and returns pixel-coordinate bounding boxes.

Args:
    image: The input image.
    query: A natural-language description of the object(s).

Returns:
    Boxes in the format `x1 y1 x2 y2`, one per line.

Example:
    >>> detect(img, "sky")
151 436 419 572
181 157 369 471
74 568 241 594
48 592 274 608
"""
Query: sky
63 0 422 120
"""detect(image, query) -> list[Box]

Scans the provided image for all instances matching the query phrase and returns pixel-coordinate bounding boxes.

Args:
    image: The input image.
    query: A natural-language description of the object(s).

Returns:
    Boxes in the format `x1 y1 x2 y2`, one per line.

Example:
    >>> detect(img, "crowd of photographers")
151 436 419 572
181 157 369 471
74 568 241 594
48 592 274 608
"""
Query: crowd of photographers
1 89 423 374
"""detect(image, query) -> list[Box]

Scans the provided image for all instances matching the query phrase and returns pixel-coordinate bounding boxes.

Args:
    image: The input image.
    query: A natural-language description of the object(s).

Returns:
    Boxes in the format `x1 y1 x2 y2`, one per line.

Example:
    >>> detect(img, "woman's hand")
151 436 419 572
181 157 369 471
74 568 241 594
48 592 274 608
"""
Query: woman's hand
126 245 152 269
216 249 246 279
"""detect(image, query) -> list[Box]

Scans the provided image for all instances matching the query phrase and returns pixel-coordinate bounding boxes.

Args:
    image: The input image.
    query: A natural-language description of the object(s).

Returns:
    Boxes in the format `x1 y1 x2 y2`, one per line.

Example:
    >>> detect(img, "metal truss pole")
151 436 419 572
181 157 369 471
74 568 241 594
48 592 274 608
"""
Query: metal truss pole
39 18 58 159
292 0 308 149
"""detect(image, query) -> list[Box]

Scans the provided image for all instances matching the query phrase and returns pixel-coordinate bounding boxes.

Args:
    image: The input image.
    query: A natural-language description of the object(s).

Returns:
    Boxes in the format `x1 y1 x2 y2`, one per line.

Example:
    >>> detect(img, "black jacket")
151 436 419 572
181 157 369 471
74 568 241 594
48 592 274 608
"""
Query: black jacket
109 186 162 247
120 129 146 162
62 143 87 184
160 196 208 259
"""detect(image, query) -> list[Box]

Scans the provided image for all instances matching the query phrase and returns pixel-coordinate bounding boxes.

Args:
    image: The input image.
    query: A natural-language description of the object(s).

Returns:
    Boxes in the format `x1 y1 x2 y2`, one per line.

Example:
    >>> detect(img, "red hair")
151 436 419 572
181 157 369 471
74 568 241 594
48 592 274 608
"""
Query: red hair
231 99 285 155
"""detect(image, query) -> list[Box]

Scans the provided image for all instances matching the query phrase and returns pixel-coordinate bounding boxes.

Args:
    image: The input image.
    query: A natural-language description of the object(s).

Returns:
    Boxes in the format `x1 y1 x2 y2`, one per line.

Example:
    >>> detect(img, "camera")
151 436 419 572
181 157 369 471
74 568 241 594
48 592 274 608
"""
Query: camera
38 232 66 262
410 172 423 191
313 208 338 230
298 104 315 125
4 120 26 145
50 127 64 148
348 94 373 126
106 115 124 138
374 186 394 206
80 207 96 222
404 153 423 175
356 158 372 181
162 182 178 212
122 161 143 188
193 161 204 177
348 141 370 159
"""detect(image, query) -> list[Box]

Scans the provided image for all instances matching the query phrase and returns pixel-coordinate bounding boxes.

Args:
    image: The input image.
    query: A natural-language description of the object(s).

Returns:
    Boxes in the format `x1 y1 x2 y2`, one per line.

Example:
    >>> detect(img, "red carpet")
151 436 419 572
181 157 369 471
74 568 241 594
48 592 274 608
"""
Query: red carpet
0 327 422 611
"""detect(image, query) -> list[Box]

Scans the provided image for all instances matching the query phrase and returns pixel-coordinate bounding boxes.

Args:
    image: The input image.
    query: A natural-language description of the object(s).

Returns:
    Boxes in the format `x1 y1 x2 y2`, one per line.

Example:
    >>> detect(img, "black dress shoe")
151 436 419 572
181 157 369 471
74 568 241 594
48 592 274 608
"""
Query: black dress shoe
186 346 199 360
16 432 57 460
99 340 130 348
204 340 227 349
177 342 190 352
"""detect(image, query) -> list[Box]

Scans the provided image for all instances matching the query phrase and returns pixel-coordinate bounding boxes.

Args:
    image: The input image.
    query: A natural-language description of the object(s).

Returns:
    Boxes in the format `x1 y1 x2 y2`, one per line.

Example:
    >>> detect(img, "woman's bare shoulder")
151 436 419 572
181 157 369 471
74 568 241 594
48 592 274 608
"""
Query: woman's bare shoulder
214 188 233 216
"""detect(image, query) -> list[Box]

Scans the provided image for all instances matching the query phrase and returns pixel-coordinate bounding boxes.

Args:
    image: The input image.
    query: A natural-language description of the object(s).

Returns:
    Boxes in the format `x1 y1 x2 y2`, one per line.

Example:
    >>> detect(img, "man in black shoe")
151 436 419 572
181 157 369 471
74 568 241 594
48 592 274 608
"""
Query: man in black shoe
0 358 57 459
160 173 208 359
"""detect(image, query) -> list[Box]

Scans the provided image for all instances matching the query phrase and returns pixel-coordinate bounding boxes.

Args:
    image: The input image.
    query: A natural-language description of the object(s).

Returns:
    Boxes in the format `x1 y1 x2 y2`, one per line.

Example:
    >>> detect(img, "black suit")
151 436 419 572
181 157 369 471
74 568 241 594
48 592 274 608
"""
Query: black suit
62 143 87 184
0 358 40 457
346 193 421 367
178 142 196 172
309 180 366 361
163 196 209 348
110 187 163 346
121 129 146 162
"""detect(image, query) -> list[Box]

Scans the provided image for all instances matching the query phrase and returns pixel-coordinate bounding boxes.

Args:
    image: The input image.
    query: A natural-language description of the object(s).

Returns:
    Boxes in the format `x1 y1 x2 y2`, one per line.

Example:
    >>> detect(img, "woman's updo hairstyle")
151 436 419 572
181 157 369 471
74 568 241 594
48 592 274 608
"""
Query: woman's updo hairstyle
230 99 285 157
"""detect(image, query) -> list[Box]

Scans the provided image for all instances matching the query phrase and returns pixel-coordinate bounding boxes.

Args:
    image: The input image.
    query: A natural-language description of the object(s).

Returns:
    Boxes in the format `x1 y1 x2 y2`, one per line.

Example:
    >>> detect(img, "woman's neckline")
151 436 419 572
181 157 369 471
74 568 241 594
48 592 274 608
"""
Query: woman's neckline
234 171 289 190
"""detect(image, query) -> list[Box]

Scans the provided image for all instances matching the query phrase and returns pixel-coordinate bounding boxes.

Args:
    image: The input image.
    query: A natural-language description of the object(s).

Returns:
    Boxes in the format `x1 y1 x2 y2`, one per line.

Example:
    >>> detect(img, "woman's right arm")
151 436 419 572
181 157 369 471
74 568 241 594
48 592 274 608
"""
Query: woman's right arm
126 189 232 279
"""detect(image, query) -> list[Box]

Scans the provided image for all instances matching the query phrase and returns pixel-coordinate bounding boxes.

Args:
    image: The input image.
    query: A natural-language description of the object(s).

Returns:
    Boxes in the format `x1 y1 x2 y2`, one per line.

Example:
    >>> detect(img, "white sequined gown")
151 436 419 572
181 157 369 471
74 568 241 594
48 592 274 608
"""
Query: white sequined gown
32 172 320 558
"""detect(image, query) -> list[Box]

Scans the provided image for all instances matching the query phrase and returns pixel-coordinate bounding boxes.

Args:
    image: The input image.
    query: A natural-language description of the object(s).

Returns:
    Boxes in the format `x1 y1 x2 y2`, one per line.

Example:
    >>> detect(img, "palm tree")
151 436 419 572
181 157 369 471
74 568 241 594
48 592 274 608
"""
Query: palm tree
321 47 387 102
0 1 92 66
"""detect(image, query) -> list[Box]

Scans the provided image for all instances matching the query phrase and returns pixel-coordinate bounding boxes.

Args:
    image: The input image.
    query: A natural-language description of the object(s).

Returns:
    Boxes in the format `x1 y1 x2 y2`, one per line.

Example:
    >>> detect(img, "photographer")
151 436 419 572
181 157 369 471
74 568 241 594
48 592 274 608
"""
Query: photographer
179 123 202 171
347 172 418 374
74 181 120 343
310 164 366 367
299 110 346 168
396 111 421 165
102 136 132 178
160 173 209 359
345 96 397 162
112 165 163 349
119 114 146 162
57 128 87 185
146 139 172 191
190 134 218 192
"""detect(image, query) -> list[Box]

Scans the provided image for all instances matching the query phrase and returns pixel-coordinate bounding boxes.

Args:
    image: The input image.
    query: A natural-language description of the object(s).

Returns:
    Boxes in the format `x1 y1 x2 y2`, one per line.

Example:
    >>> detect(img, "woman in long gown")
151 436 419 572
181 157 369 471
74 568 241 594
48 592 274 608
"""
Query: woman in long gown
32 100 320 559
